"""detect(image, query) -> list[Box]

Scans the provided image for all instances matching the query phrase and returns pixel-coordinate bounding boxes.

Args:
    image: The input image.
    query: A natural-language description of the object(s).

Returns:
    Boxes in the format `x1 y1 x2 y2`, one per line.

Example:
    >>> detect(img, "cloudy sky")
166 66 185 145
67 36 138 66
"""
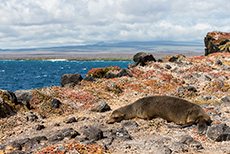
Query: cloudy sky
0 0 229 49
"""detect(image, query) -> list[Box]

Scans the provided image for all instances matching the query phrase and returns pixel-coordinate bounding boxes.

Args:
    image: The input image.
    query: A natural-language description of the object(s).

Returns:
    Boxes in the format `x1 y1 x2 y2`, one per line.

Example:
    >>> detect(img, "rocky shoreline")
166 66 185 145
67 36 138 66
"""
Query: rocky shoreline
1 51 230 153
1 32 230 154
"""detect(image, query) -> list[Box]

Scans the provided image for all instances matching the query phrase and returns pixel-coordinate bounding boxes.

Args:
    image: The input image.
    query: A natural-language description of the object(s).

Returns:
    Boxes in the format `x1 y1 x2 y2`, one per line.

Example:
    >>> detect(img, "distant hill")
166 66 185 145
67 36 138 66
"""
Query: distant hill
0 41 204 53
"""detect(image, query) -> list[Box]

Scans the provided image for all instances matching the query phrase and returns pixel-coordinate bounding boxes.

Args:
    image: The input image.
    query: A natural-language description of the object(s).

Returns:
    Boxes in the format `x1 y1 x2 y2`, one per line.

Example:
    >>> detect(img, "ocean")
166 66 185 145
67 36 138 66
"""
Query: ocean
0 60 133 92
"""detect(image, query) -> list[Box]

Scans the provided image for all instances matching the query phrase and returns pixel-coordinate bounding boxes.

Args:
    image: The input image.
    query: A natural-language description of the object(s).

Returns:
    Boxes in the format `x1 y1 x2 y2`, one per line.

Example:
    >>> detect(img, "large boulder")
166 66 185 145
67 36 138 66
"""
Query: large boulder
14 90 33 109
204 31 230 55
61 73 83 88
0 89 18 118
132 52 156 67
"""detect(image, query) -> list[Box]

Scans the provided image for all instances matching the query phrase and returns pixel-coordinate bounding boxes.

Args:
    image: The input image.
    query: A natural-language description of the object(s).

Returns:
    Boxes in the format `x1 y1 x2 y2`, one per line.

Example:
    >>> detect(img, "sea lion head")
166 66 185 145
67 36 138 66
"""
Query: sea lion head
106 110 126 124
197 115 212 135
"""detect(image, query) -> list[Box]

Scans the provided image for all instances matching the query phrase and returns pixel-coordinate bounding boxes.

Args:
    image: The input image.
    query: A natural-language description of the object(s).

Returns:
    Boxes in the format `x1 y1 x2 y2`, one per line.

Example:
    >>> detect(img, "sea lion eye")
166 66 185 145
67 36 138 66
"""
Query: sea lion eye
113 117 119 120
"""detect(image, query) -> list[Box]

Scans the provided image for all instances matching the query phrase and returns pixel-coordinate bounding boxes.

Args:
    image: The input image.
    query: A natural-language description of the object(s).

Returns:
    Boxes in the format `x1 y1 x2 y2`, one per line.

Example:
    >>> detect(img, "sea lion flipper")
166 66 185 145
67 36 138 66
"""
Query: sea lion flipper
167 121 195 129
180 121 195 128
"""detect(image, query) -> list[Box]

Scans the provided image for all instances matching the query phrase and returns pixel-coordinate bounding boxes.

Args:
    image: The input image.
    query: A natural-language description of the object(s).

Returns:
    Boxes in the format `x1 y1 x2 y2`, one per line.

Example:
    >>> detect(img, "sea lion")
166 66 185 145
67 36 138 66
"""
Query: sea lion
106 95 212 134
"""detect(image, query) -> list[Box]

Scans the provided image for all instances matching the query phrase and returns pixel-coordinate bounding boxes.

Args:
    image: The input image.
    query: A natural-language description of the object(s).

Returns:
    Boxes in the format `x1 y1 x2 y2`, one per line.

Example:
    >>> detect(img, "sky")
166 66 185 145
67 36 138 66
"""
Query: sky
0 0 229 49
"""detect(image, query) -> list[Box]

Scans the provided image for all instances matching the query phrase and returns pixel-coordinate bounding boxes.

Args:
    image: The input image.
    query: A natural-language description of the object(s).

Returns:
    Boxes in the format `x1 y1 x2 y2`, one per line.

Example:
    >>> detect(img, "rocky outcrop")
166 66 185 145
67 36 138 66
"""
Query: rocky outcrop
0 89 18 118
204 31 230 55
61 73 83 88
129 52 156 68
14 90 33 109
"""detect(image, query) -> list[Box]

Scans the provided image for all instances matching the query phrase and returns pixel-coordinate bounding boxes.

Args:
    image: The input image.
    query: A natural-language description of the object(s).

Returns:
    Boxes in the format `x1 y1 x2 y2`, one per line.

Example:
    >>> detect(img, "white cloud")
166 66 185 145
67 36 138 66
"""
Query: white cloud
0 0 229 49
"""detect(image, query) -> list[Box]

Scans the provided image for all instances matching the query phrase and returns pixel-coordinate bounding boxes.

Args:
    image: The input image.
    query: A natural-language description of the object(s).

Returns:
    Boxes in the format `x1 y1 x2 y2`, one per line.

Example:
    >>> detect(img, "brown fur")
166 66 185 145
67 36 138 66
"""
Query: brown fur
106 95 212 134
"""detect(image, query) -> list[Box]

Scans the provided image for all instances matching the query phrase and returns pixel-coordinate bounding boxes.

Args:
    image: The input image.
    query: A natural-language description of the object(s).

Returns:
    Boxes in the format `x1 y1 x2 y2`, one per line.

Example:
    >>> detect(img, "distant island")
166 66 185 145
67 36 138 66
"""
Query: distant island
0 41 204 60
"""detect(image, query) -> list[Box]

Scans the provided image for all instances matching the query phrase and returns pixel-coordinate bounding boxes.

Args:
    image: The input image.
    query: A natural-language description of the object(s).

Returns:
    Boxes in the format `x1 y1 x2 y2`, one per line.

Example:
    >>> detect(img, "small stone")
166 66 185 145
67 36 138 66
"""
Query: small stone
34 124 45 130
201 95 213 101
121 120 139 129
54 123 60 127
83 126 104 141
165 64 172 69
91 100 111 112
61 128 80 138
111 127 132 141
63 116 77 124
170 142 188 153
50 99 62 109
26 112 38 122
48 128 80 142
221 95 230 103
168 56 178 62
180 135 203 150
215 59 223 65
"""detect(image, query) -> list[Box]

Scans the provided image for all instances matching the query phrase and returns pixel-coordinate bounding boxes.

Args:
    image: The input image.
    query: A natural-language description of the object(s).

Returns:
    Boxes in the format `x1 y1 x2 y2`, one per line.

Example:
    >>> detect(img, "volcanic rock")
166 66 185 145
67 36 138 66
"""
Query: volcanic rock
14 90 33 109
91 100 111 112
207 124 230 142
204 31 230 55
133 52 156 67
61 73 83 88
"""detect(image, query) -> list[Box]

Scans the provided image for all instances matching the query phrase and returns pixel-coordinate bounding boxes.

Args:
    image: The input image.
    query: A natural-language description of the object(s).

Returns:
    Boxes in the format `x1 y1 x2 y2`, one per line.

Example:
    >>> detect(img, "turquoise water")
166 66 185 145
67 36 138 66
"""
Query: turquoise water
0 60 133 92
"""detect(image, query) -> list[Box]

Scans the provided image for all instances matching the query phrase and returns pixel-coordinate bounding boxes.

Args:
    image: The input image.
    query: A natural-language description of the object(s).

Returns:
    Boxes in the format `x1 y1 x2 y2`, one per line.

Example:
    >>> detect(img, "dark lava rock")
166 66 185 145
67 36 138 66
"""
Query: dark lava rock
63 116 77 124
121 120 139 129
50 99 62 109
49 128 80 142
84 75 96 82
14 90 33 109
91 100 111 112
165 64 172 69
111 127 132 140
26 112 38 122
207 123 230 142
204 31 230 55
61 73 83 87
0 89 18 118
34 124 45 131
83 126 104 141
133 52 156 66
182 86 197 92
180 135 203 150
0 90 18 105
117 69 133 78
215 59 223 65
221 95 230 103
201 95 213 101
106 69 133 79
62 128 80 138
169 56 179 62
174 86 197 96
